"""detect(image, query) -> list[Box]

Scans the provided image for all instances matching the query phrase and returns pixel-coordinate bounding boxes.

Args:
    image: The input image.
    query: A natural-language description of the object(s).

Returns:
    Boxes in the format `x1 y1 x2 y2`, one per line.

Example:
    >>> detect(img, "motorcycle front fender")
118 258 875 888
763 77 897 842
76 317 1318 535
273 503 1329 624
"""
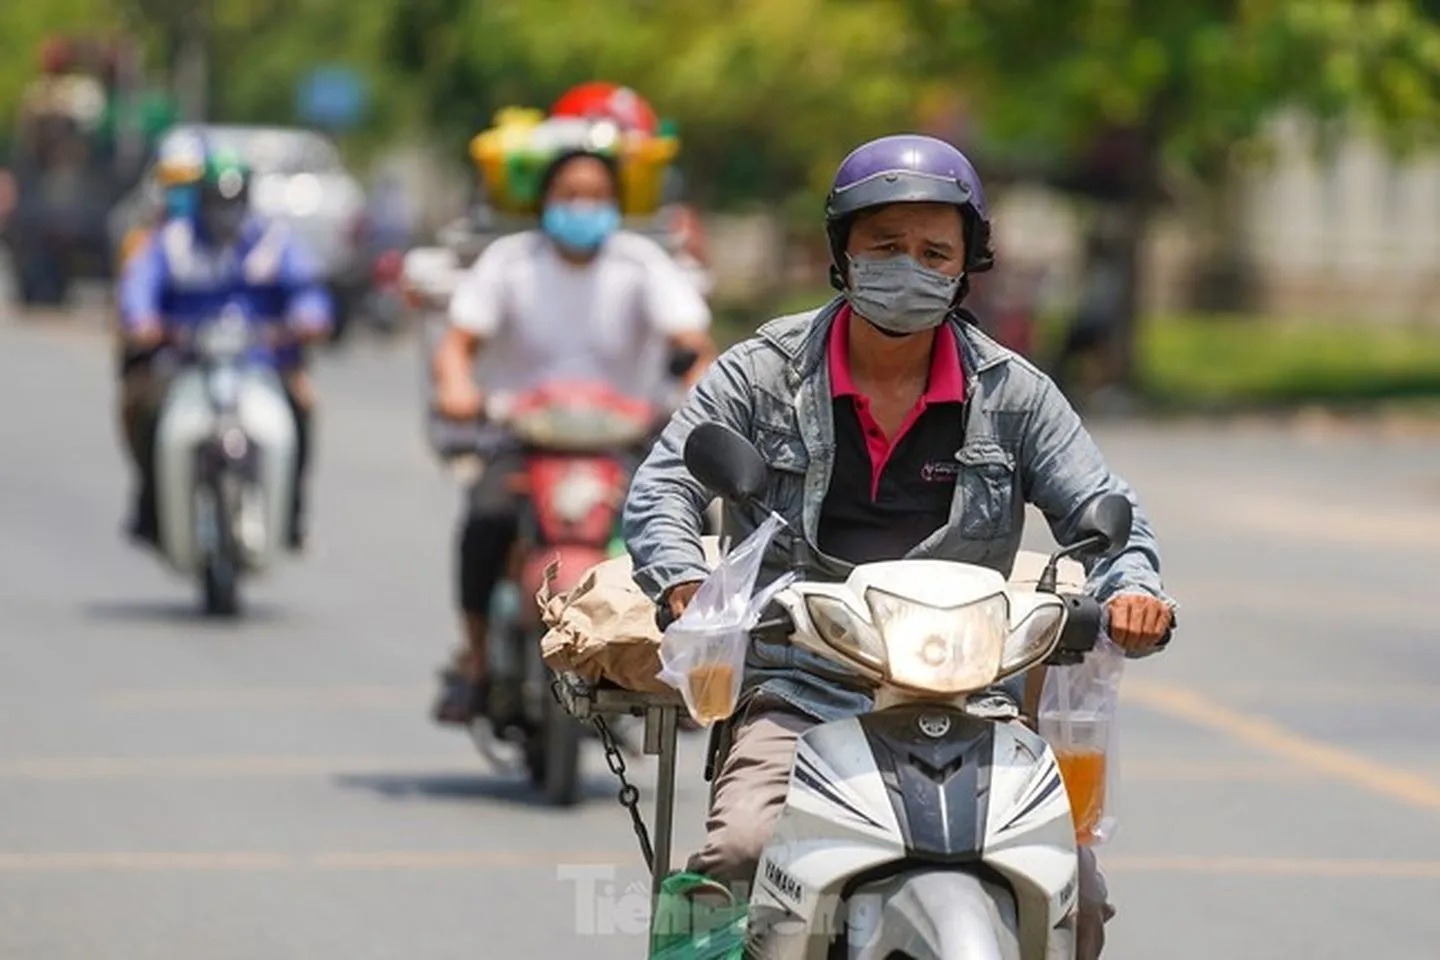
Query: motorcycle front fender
845 869 1022 960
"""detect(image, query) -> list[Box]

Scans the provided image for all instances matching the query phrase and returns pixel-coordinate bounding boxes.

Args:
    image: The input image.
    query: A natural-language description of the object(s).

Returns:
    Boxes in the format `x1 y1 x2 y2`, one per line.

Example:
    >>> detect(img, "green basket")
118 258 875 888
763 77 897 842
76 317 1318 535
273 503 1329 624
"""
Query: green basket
649 872 747 960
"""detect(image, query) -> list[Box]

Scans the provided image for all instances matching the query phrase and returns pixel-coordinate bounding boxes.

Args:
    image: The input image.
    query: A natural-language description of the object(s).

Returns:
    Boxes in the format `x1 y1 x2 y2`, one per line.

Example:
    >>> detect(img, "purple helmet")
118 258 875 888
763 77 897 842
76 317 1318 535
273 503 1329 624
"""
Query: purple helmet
825 134 995 288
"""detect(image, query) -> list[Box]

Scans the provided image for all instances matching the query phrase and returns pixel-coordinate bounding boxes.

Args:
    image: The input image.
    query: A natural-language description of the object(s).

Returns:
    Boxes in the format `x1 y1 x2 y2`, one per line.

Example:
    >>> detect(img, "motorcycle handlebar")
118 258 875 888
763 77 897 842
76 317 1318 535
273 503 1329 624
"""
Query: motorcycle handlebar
654 592 1113 666
132 323 295 352
1045 593 1103 666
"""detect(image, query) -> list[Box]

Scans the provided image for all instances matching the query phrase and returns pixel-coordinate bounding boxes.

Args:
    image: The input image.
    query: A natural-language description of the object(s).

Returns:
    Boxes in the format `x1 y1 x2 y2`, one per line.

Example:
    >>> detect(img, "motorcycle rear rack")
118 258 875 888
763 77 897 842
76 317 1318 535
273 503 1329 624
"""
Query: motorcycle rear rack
555 671 684 907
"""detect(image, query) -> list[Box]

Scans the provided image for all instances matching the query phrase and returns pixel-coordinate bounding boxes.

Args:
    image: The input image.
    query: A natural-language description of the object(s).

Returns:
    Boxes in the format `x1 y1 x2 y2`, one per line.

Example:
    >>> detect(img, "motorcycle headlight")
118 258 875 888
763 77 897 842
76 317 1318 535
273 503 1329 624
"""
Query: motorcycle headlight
550 465 613 524
1000 600 1066 675
804 594 885 673
865 589 1009 694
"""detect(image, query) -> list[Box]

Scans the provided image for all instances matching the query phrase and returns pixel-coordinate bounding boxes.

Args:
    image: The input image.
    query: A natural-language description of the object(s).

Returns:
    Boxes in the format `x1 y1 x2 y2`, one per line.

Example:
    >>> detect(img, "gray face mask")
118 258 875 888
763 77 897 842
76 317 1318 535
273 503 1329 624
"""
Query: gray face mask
845 254 962 336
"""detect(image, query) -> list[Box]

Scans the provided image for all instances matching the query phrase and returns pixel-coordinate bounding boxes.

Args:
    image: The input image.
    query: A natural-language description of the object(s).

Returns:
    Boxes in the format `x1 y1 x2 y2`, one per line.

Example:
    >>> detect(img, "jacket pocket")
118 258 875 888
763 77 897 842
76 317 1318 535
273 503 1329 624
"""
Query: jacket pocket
754 423 808 515
954 442 1019 541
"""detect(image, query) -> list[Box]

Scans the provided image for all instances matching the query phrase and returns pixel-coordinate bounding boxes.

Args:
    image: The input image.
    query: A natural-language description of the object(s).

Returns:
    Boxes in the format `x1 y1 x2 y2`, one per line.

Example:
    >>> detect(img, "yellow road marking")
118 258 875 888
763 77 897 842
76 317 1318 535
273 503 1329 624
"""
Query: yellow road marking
1126 678 1440 811
29 675 1440 714
1139 679 1440 707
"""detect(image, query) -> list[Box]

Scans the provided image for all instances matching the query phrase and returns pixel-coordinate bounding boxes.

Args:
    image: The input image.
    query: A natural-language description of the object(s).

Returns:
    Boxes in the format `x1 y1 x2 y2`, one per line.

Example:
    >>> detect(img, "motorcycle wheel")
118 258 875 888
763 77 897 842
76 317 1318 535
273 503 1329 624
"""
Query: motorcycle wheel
199 477 241 618
537 670 583 807
202 555 239 617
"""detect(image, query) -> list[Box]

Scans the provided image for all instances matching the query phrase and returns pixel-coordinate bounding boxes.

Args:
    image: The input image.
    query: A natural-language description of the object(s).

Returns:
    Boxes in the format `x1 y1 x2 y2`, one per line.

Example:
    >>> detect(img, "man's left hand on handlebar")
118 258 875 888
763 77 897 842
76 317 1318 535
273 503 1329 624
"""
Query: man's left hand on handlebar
435 376 484 422
124 318 167 350
1106 593 1172 653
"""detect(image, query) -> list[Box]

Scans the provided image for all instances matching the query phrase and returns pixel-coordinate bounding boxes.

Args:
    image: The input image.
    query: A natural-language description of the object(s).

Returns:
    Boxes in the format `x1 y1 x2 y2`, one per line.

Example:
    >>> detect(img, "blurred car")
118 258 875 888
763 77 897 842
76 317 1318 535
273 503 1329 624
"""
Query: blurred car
109 124 368 339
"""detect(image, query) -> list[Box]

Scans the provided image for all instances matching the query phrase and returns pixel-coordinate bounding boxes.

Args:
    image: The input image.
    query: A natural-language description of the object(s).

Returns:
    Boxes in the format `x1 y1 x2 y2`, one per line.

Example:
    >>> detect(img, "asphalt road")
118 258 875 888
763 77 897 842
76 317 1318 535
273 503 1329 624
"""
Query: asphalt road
2 307 1439 959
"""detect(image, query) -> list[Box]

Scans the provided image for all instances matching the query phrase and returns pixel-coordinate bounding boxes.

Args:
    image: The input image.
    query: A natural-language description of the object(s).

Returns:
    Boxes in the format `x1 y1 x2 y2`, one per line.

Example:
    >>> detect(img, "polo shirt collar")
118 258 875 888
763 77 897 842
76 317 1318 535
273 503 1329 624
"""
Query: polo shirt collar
827 303 966 403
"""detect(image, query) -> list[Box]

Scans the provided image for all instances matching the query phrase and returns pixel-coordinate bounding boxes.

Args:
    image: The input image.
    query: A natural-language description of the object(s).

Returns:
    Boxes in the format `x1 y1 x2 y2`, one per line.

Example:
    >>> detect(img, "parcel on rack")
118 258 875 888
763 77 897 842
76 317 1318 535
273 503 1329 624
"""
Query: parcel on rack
538 538 722 695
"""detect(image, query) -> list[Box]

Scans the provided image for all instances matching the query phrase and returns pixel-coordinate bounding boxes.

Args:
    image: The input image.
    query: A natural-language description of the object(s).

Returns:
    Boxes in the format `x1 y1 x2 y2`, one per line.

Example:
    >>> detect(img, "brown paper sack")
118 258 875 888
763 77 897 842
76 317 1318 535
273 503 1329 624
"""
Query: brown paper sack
537 537 722 694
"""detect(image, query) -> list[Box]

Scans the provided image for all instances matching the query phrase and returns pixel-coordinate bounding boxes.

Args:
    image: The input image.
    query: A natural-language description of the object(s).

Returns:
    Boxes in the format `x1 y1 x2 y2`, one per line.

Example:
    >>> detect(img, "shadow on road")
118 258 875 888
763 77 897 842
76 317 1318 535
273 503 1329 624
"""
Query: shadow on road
332 770 619 806
77 598 291 625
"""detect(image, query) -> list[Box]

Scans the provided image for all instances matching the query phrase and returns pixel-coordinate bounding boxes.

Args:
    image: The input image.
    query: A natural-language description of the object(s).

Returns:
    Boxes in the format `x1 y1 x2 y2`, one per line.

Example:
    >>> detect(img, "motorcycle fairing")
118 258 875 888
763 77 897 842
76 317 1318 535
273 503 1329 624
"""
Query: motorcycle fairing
749 709 1079 959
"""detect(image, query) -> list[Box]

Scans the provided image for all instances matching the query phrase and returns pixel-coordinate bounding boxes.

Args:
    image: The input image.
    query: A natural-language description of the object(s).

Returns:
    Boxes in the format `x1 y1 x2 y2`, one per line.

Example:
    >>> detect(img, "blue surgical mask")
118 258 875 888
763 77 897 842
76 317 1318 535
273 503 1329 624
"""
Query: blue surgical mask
165 185 198 219
542 201 621 253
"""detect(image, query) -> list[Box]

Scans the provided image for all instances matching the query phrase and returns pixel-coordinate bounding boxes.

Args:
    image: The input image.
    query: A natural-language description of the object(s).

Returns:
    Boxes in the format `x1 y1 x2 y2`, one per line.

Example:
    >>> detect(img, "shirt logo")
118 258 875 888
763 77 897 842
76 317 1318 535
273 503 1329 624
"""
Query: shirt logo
921 460 960 483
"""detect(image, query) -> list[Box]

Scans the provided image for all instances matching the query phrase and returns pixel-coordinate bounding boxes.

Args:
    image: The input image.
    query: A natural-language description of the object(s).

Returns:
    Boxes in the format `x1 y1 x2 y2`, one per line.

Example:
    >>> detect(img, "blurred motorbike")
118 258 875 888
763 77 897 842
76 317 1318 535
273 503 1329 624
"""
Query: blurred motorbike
151 305 298 616
439 378 688 805
362 248 406 335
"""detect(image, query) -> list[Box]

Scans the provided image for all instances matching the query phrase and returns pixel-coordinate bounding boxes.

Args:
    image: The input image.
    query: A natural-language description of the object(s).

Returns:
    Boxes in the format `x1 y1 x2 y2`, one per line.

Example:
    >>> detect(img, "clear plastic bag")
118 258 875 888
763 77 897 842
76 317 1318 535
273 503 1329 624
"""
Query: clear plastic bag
1038 628 1125 846
657 512 794 726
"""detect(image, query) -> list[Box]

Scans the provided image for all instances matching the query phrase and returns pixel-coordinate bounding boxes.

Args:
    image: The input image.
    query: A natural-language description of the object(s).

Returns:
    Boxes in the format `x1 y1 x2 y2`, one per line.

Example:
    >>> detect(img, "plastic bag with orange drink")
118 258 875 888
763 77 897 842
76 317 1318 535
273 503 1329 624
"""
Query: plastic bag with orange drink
656 512 795 726
1038 633 1125 846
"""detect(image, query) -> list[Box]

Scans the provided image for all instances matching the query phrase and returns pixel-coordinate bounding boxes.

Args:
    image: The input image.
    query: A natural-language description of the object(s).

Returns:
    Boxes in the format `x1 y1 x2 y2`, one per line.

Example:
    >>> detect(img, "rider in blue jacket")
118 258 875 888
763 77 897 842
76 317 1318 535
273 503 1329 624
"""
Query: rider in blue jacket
117 147 332 550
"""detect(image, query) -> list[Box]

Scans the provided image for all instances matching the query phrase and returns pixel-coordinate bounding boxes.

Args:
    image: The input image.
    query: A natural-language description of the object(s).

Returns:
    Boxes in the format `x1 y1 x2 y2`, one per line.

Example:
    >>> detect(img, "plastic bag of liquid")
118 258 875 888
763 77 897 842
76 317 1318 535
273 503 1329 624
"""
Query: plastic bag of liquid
657 512 793 726
1038 630 1125 846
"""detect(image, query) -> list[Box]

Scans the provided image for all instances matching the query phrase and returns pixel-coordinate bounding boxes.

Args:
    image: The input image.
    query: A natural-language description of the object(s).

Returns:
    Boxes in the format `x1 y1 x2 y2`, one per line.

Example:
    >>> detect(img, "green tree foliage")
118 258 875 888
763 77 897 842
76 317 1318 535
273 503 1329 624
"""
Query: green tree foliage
0 0 119 132
378 0 935 212
908 0 1440 381
9 0 1440 381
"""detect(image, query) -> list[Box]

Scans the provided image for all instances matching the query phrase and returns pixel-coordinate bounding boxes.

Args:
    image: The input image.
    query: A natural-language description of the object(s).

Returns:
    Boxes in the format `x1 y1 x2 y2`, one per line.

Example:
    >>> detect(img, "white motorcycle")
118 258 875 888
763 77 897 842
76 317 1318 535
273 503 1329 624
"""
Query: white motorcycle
669 422 1133 960
152 306 298 616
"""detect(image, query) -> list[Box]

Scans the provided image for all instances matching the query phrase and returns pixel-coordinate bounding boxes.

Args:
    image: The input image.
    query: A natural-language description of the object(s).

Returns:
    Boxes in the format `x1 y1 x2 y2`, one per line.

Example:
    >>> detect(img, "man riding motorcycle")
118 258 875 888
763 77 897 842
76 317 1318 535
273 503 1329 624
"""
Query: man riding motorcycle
622 134 1177 960
117 147 332 551
430 144 717 725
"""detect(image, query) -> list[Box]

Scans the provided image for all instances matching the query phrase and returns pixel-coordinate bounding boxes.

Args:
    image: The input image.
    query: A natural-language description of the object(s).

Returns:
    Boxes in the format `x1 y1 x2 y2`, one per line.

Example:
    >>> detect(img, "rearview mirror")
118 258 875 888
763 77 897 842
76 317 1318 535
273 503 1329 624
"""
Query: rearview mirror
683 423 767 504
1035 492 1134 594
1074 493 1133 559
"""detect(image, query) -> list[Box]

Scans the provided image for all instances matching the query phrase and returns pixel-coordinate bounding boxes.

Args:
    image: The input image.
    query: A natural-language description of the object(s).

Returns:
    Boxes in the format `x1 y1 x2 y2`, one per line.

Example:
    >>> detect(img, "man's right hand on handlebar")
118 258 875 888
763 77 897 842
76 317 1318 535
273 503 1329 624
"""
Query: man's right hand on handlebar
662 581 702 626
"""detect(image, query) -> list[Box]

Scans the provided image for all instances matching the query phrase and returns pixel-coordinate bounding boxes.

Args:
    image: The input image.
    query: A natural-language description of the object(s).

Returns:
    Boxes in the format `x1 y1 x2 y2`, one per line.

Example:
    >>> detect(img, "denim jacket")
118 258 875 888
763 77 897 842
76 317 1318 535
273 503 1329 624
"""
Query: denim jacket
622 298 1175 723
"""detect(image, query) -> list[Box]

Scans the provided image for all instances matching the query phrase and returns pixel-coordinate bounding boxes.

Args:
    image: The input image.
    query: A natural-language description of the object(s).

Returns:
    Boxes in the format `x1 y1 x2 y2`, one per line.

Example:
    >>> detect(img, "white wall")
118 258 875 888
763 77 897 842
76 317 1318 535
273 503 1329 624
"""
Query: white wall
1242 112 1440 323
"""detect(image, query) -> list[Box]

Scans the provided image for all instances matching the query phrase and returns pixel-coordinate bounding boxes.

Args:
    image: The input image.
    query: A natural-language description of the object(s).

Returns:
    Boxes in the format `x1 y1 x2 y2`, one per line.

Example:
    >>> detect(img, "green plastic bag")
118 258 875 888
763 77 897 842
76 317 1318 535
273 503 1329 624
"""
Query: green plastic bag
649 872 747 959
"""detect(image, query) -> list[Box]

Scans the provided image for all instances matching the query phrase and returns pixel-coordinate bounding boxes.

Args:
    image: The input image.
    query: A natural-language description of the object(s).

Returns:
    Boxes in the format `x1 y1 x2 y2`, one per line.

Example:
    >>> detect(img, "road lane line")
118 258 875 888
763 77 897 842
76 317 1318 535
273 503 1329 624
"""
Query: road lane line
1103 856 1440 879
0 851 630 872
1132 678 1440 707
18 675 1440 714
310 850 626 870
0 756 480 779
1126 678 1440 811
2 851 1440 877
0 852 293 871
0 756 1310 782
97 685 428 711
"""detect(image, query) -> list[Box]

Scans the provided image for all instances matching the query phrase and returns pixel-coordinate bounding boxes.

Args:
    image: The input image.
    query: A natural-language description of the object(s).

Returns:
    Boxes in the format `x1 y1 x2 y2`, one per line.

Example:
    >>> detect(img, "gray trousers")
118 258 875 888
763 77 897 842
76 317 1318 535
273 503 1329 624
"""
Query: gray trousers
688 703 1112 960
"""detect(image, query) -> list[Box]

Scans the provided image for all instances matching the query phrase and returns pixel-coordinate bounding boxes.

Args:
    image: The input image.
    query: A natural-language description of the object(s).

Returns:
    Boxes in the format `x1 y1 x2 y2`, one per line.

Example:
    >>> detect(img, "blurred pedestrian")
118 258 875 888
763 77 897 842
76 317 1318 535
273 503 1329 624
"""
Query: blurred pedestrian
1050 224 1128 399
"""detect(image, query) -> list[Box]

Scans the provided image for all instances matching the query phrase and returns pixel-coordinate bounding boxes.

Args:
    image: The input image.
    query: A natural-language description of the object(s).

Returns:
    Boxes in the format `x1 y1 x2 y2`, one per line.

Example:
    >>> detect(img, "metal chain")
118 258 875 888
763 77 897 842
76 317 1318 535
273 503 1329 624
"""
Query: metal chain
547 678 655 873
593 712 655 873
